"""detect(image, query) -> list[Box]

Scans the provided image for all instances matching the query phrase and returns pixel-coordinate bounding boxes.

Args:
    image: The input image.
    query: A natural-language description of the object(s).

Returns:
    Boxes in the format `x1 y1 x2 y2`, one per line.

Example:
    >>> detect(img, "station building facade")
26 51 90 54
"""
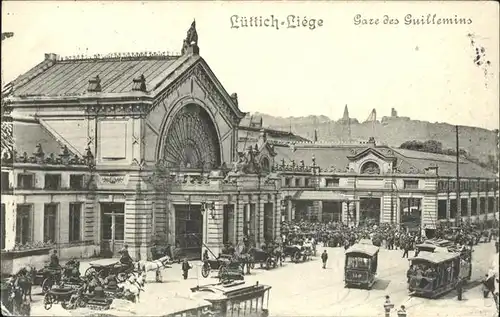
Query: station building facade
0 23 283 272
274 137 499 233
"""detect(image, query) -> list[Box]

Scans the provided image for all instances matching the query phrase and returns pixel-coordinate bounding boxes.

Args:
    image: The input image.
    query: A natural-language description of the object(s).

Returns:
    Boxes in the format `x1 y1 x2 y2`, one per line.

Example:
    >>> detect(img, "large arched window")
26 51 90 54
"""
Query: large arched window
360 161 380 175
162 104 221 169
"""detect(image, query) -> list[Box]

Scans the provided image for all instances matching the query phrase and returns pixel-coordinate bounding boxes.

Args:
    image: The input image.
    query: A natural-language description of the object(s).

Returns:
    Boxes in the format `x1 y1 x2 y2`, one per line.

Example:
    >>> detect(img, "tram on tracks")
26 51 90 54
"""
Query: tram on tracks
407 249 472 298
344 243 380 289
191 281 272 317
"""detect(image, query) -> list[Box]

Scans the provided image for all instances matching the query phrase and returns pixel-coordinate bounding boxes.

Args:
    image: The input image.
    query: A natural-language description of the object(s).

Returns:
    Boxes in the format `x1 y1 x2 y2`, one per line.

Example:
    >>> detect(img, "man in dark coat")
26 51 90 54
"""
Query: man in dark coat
321 250 328 269
402 242 409 258
182 258 192 280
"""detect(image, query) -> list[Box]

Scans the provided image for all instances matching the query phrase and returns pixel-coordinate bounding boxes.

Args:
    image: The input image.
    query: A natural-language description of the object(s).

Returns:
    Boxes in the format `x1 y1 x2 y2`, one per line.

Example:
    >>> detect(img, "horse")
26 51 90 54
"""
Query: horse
12 266 35 302
3 280 30 316
117 271 146 303
135 255 173 282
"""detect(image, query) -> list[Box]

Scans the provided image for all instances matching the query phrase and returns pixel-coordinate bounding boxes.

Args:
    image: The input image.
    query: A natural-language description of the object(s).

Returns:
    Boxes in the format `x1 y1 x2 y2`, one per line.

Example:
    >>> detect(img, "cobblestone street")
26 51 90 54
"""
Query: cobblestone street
30 241 498 317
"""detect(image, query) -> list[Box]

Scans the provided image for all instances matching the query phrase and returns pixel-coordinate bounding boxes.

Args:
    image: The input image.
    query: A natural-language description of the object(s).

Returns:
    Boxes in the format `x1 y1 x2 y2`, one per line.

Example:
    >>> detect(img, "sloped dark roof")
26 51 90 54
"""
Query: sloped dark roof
393 149 496 178
274 146 356 171
11 55 183 97
1 120 79 159
273 143 497 178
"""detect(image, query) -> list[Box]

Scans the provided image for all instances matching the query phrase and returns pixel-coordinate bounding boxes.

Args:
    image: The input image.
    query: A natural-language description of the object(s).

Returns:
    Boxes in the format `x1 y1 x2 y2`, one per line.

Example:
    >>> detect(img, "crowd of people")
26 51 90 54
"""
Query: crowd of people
279 220 498 255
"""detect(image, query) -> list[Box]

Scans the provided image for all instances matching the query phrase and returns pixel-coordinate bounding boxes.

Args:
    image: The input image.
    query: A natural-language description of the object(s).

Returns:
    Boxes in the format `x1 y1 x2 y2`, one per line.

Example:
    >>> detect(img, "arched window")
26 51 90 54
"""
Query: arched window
260 157 270 173
360 161 380 175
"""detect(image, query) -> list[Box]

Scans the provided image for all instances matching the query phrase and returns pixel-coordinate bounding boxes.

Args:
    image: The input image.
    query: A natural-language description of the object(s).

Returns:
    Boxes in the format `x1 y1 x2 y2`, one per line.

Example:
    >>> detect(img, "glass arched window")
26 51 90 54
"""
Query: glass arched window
360 161 380 175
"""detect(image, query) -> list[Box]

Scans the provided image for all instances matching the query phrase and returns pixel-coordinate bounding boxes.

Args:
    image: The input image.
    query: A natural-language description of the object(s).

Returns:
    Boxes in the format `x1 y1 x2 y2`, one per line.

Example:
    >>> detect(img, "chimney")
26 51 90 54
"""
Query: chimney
44 53 59 61
132 74 147 92
367 137 376 147
88 75 102 92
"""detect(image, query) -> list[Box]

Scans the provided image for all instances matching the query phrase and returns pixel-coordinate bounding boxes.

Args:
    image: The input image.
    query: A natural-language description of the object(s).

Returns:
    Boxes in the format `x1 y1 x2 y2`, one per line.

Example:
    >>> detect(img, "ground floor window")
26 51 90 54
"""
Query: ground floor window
450 199 457 219
461 199 468 217
69 203 82 242
322 202 342 223
471 198 477 215
400 198 422 229
479 198 486 214
359 198 380 225
487 197 494 213
44 204 58 243
437 200 447 219
16 205 32 245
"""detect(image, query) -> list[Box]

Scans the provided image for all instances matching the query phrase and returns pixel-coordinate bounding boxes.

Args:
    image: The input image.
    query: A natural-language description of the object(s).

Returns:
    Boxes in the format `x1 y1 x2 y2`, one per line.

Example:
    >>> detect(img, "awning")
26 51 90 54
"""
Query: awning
292 190 348 201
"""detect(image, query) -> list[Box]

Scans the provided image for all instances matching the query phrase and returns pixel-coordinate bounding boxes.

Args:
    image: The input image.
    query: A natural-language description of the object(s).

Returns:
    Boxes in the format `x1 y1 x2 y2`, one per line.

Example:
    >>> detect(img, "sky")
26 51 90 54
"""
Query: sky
1 1 499 130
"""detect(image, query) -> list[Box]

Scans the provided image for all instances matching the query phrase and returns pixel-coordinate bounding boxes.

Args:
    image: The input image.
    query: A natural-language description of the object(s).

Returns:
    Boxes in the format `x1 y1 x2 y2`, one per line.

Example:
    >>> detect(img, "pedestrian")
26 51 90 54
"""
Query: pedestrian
397 305 407 317
402 242 409 258
383 295 394 317
456 278 463 301
321 250 328 269
181 258 192 280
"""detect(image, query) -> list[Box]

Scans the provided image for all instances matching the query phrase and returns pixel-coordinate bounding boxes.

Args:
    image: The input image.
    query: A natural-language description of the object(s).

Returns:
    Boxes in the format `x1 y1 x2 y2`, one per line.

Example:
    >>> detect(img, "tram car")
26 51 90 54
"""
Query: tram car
407 250 472 298
191 281 272 317
344 243 380 289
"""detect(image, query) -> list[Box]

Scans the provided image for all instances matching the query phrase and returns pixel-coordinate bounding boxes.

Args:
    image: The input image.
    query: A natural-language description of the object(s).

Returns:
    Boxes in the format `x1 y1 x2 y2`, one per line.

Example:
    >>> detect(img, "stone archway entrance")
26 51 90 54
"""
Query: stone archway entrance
162 104 222 259
359 197 381 226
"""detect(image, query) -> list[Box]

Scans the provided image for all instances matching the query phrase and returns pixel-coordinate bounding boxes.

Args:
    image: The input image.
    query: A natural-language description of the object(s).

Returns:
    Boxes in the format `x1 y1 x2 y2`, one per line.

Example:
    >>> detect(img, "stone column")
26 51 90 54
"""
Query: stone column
446 196 451 221
467 196 472 219
287 199 292 221
355 201 360 227
258 198 265 244
236 199 244 245
291 201 296 220
485 182 489 222
4 199 16 250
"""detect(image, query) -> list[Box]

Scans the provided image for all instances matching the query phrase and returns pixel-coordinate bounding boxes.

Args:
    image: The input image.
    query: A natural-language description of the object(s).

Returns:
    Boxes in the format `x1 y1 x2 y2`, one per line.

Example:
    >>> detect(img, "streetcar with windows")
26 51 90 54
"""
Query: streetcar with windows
344 243 380 289
190 281 271 317
407 250 472 298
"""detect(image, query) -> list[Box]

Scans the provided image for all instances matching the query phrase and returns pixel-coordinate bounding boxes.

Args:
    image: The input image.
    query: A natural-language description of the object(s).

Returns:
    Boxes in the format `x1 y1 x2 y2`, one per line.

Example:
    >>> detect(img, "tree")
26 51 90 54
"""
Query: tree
422 140 443 153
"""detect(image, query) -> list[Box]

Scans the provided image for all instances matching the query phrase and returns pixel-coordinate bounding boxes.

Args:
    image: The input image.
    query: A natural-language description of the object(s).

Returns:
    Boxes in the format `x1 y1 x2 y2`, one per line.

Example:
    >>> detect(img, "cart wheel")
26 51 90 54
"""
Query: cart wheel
42 277 53 294
43 294 54 310
85 267 97 277
265 258 271 270
116 272 127 283
201 265 210 278
78 298 87 308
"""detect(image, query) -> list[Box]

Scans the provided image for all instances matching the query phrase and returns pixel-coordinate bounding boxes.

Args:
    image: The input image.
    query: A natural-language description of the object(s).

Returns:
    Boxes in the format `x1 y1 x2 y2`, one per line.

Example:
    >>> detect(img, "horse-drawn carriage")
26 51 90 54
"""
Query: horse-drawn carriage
34 259 82 294
201 254 233 278
84 259 134 283
1 278 30 316
283 245 311 263
43 280 114 311
246 247 280 270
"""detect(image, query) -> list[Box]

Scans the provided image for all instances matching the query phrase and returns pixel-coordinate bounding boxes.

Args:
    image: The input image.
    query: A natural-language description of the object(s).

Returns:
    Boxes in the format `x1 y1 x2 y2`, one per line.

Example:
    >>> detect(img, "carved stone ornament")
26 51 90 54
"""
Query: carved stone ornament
99 174 127 185
360 161 380 175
